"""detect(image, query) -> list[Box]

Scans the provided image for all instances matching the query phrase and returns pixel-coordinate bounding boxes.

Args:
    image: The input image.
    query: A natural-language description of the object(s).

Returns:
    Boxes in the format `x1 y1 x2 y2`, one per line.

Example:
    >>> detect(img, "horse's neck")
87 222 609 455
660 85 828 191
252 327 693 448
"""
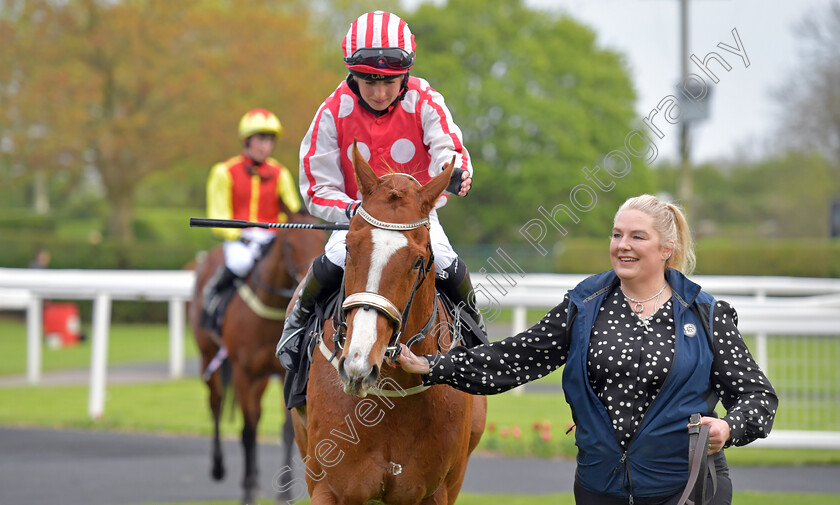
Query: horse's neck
251 233 293 294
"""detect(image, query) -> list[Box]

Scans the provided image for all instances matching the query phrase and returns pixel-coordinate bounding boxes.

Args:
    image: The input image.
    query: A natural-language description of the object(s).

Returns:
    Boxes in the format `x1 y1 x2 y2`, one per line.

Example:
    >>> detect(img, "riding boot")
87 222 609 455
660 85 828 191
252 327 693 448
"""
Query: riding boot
276 254 343 368
437 258 487 341
201 266 241 332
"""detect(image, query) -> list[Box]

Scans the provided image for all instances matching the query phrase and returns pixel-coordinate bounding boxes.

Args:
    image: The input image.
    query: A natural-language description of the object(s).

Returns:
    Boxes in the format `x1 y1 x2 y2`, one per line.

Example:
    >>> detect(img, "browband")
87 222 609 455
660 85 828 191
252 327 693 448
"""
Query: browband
357 206 429 231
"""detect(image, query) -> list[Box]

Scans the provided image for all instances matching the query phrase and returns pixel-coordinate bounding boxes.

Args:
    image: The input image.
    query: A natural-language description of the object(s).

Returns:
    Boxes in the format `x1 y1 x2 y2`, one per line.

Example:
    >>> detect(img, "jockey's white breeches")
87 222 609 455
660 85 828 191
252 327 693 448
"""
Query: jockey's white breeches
223 227 275 277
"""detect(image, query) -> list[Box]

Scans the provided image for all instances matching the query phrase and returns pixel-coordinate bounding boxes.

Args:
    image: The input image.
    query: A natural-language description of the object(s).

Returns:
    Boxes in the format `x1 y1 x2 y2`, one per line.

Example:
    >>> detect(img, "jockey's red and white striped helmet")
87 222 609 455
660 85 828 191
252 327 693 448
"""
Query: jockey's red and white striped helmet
342 11 416 76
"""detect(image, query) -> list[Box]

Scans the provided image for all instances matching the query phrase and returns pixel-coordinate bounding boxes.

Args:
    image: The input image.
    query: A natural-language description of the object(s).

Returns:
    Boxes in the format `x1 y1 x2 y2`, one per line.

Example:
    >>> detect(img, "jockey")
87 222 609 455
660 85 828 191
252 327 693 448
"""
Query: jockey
201 108 302 332
277 11 482 361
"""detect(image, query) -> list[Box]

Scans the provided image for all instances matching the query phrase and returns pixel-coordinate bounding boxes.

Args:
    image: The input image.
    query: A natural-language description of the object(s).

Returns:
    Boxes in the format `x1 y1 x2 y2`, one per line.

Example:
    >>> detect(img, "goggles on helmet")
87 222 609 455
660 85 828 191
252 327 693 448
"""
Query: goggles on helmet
344 47 415 72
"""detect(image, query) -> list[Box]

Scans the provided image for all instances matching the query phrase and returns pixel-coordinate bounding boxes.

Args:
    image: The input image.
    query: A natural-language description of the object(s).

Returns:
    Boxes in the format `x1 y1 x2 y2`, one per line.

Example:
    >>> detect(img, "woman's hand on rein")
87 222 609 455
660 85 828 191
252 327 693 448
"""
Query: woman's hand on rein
397 344 432 374
699 416 731 455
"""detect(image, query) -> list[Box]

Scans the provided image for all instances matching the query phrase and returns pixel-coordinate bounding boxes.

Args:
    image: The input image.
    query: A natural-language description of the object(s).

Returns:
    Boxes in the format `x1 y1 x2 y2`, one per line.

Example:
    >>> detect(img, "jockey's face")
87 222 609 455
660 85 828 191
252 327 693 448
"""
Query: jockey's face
355 75 402 111
244 133 276 163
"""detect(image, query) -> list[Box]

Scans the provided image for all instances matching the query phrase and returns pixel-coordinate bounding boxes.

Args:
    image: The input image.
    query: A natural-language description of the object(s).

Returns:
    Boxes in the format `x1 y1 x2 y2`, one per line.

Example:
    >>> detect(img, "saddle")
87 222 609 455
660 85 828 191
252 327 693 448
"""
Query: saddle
201 240 284 336
678 413 718 505
279 282 489 410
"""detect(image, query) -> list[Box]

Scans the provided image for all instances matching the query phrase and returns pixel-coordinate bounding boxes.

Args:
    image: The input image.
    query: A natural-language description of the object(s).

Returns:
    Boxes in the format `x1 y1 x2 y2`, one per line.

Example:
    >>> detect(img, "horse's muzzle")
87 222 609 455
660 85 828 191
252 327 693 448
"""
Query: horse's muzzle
337 357 380 397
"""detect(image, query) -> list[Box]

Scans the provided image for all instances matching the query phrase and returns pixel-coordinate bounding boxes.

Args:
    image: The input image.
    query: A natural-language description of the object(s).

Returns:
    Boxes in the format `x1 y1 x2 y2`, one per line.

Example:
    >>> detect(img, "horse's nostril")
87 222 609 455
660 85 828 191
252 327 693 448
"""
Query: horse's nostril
365 364 379 386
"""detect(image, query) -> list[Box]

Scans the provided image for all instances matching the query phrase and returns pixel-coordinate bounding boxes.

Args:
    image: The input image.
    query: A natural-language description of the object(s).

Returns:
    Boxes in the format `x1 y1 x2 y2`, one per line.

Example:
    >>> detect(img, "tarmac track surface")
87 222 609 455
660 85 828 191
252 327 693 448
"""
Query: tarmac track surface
2 426 839 505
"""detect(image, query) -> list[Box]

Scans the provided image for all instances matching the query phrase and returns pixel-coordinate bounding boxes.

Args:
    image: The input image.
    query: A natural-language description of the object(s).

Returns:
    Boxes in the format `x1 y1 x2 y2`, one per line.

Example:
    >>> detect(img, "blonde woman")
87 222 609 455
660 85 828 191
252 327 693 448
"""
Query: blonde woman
399 194 777 505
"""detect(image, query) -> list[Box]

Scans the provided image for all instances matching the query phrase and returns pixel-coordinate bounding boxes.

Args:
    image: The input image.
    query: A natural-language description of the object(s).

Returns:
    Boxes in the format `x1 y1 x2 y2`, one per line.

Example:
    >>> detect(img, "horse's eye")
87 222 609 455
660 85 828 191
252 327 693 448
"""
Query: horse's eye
412 257 424 270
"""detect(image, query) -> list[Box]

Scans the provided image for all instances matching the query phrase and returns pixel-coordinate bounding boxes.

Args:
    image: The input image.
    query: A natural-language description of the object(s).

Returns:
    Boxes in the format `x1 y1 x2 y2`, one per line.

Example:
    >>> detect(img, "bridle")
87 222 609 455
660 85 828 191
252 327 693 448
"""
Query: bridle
336 204 438 362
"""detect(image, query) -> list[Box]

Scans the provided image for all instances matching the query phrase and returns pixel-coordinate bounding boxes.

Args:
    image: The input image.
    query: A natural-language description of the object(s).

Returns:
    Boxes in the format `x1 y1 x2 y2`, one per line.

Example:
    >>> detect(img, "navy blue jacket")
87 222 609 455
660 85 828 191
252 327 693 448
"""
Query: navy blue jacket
562 268 718 498
424 267 775 498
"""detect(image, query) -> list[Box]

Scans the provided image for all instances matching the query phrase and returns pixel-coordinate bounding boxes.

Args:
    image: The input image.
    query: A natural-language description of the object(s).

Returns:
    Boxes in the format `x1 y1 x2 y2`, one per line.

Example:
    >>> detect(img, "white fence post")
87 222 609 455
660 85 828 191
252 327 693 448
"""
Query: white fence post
168 298 186 379
26 296 43 384
755 332 768 371
512 305 528 335
508 305 530 396
88 292 112 419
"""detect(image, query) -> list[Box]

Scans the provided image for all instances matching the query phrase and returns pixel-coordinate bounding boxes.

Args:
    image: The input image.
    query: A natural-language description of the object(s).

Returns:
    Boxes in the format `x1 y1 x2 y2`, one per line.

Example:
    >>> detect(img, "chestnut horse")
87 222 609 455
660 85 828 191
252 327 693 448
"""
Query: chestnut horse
189 213 325 505
289 147 486 505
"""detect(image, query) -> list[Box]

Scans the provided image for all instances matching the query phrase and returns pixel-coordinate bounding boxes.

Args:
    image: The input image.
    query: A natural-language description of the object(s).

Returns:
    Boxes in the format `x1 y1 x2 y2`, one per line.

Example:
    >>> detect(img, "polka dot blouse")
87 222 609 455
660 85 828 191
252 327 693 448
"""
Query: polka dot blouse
423 285 778 448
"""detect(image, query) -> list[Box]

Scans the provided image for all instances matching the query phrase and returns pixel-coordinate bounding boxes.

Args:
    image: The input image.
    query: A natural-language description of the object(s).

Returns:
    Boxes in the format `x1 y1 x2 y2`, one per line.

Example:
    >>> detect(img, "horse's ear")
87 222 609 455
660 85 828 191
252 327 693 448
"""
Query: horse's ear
353 140 380 198
419 156 456 213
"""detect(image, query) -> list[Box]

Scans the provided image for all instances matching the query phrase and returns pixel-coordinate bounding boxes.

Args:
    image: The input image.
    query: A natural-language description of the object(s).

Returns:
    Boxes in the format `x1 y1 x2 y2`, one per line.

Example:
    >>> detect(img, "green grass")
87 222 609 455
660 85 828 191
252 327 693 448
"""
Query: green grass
0 316 199 376
133 492 840 505
0 377 287 437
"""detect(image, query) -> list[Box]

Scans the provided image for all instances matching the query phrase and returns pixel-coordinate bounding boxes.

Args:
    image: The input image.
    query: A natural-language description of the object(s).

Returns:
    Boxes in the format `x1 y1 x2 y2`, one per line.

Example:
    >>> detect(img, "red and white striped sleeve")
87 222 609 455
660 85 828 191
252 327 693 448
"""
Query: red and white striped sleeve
417 78 473 181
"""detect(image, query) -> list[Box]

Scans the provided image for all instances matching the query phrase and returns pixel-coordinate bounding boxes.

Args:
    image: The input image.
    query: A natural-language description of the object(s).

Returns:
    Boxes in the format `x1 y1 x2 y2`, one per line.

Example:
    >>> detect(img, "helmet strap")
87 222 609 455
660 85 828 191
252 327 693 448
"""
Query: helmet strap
399 73 409 96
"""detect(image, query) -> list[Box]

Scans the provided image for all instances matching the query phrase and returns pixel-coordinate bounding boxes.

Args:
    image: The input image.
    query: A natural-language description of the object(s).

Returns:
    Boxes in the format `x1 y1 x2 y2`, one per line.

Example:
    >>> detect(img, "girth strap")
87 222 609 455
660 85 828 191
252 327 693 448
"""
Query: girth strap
237 284 287 320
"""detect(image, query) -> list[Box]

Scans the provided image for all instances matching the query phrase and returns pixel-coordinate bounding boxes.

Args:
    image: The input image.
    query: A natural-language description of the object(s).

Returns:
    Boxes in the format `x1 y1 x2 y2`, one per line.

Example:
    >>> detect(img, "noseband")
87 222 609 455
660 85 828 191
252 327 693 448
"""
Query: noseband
338 204 436 361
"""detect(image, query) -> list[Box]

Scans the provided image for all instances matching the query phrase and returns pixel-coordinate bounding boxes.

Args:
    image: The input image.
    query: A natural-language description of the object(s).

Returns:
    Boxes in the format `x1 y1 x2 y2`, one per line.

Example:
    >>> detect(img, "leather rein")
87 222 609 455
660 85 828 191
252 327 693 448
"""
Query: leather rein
679 413 718 505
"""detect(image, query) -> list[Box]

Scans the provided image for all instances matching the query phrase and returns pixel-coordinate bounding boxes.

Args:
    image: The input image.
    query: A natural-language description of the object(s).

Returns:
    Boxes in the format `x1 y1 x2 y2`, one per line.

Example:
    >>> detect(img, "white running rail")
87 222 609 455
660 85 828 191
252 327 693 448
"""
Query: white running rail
1 268 838 449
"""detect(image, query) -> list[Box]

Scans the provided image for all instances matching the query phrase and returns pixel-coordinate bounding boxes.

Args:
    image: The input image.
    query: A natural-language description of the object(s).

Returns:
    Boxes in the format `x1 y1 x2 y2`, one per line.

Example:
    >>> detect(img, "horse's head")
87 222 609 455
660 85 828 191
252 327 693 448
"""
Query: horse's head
336 142 454 396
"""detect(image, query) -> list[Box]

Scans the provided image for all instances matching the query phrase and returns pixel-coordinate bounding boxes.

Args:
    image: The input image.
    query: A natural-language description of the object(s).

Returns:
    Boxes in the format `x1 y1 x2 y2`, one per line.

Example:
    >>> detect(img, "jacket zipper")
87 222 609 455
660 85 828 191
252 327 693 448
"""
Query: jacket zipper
614 303 686 503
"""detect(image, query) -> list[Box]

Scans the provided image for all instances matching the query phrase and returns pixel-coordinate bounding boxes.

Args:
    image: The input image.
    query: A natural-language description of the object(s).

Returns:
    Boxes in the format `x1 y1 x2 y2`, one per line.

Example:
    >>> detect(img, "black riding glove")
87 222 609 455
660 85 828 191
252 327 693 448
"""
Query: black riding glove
345 201 360 220
446 167 468 196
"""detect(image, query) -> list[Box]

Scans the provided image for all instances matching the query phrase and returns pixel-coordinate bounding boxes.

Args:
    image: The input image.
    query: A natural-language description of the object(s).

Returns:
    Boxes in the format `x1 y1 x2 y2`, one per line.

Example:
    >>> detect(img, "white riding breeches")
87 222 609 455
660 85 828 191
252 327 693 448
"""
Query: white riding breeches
223 227 275 277
324 210 457 271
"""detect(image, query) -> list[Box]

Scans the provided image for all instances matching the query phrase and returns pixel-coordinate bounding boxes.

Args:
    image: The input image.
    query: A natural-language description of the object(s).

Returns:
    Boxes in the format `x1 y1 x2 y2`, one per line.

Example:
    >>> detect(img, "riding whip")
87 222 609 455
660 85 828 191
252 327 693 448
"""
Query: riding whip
190 217 349 231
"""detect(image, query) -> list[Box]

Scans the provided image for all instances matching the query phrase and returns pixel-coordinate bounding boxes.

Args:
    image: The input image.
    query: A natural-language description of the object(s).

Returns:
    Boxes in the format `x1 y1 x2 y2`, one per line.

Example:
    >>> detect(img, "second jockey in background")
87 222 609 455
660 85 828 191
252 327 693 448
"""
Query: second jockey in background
201 108 302 333
277 10 483 362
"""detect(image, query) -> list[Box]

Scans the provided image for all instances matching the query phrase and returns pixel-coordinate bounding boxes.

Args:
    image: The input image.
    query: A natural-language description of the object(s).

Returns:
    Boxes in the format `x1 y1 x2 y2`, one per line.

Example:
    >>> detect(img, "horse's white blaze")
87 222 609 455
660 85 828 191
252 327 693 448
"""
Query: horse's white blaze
344 228 407 375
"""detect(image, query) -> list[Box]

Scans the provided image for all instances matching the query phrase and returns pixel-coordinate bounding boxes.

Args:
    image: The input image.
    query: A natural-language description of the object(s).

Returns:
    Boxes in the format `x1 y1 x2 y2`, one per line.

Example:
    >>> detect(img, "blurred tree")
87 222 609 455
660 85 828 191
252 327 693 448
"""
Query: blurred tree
774 2 840 172
407 0 647 245
0 0 341 247
134 0 402 209
310 0 401 37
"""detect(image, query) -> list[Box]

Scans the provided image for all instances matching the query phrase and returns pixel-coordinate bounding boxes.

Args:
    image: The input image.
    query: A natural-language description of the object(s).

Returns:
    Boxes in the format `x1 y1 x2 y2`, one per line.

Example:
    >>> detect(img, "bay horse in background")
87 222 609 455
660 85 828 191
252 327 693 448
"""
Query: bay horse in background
189 212 326 505
289 145 486 505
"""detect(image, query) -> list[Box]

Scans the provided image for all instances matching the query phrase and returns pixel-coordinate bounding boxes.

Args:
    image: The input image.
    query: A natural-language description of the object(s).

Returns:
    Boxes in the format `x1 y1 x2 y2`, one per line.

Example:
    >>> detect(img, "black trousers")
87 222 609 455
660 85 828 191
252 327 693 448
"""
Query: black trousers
573 468 733 505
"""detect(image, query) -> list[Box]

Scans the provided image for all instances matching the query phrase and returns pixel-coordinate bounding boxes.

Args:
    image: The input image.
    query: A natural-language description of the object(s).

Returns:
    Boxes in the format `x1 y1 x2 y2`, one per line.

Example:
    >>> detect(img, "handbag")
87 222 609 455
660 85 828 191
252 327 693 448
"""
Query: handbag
677 413 718 505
